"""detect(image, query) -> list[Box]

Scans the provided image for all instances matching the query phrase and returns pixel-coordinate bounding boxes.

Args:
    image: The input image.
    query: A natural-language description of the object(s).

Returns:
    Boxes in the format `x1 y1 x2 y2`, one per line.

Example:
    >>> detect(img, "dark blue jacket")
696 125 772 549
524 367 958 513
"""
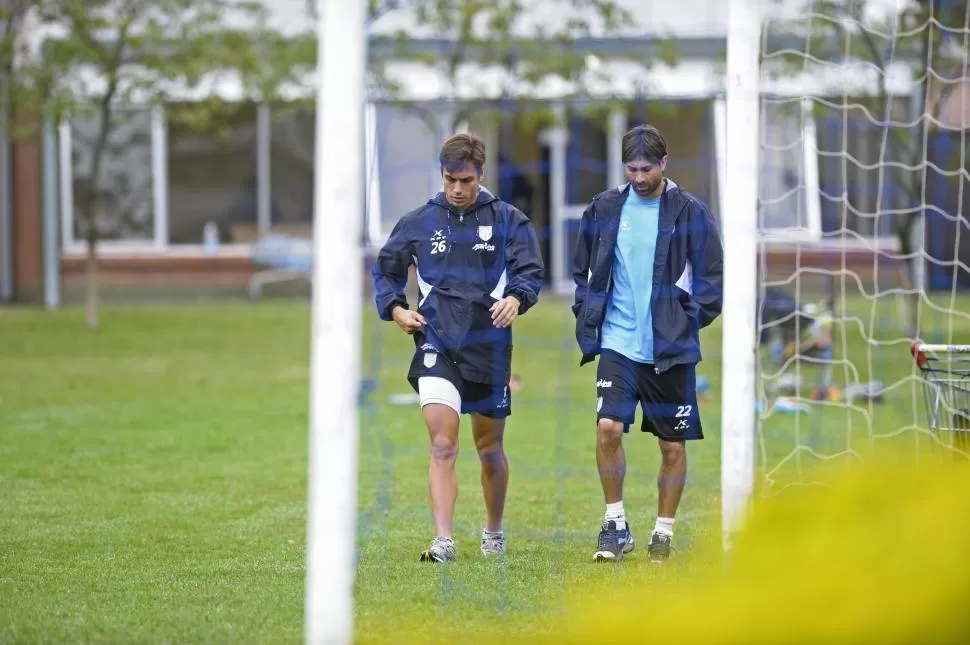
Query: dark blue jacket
572 180 723 371
372 188 544 384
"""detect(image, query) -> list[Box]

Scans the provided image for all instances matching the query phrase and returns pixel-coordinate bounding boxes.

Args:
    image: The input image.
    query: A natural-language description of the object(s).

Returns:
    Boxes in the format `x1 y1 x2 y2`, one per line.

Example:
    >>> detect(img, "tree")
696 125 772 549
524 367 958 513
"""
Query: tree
770 0 969 336
368 0 638 135
0 1 30 78
10 0 310 329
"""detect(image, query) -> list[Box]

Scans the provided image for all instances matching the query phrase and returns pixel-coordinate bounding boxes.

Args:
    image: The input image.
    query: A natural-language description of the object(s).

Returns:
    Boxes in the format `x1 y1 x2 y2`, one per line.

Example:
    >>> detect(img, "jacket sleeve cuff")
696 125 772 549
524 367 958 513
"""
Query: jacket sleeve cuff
505 289 530 313
381 299 409 320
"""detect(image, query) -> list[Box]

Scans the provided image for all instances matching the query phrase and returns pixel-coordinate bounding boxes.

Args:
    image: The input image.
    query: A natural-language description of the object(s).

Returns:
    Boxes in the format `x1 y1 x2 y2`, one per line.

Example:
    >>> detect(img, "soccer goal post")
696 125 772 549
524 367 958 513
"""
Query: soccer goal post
720 0 763 550
722 0 970 546
305 0 367 643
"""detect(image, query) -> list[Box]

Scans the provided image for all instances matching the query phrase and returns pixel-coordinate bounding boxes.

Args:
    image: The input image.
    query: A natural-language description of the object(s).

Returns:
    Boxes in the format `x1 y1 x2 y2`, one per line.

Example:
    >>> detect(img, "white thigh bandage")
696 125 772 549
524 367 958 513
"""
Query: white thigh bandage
418 376 461 414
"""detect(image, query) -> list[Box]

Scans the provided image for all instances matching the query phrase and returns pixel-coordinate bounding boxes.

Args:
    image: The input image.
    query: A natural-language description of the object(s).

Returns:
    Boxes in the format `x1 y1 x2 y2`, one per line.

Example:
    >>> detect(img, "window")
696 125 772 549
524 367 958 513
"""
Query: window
925 131 970 289
713 97 822 243
67 108 154 246
166 102 258 245
815 97 911 240
375 105 438 233
566 109 608 204
269 105 315 236
759 98 813 234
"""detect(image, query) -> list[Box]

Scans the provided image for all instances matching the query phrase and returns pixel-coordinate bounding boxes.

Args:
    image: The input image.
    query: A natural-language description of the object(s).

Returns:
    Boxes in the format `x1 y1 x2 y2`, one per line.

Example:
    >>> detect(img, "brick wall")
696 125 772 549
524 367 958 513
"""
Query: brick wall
10 118 41 302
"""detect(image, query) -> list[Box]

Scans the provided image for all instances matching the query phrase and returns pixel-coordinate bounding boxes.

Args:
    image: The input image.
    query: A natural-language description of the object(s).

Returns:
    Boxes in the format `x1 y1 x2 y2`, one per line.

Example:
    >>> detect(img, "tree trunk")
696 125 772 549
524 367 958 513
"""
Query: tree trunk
85 234 99 329
896 263 918 339
81 92 118 331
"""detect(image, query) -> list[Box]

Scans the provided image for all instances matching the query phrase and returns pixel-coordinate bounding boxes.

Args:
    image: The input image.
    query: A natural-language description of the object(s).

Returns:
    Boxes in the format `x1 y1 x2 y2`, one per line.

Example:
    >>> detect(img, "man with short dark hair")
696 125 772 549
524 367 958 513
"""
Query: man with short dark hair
372 132 544 563
572 124 723 562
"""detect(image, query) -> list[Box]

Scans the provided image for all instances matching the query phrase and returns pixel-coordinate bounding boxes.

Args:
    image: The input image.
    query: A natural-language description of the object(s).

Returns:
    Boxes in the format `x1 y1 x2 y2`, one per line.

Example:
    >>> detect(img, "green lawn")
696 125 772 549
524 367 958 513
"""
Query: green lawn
1 292 968 643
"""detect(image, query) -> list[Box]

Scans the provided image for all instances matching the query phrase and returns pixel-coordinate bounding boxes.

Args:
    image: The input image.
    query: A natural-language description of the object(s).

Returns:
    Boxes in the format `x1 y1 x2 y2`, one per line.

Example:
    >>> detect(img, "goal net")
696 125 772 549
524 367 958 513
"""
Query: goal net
746 0 970 498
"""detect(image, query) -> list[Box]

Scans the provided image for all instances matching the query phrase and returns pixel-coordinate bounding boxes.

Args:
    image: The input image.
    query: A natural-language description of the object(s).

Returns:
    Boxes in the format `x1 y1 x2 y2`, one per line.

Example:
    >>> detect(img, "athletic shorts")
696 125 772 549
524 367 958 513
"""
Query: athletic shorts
407 343 511 419
595 349 703 441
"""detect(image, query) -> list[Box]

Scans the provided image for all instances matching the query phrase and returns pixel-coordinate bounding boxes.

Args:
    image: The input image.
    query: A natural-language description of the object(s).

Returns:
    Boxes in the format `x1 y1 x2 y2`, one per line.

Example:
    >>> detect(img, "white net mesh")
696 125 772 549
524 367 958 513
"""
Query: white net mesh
755 0 970 494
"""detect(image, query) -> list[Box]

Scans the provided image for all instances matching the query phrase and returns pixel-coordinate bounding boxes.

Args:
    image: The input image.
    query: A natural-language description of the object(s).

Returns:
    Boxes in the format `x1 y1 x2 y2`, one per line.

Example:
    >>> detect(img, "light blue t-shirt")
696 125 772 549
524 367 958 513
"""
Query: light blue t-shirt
601 191 661 364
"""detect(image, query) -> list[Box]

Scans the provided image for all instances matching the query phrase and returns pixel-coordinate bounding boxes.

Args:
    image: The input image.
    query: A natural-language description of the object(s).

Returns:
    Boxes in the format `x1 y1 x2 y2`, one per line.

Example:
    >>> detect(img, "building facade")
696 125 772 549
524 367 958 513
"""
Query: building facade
3 0 968 303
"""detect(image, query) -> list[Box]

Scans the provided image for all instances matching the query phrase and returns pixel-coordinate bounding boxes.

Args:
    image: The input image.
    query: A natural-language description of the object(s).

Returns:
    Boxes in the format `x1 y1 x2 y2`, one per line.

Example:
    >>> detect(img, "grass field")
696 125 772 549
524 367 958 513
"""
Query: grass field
2 292 969 643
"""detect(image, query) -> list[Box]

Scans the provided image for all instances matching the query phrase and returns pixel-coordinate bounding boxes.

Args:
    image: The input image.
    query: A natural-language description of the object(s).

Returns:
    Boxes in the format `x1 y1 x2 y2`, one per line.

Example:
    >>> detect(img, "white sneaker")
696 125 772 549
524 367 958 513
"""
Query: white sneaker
480 530 506 556
420 536 456 563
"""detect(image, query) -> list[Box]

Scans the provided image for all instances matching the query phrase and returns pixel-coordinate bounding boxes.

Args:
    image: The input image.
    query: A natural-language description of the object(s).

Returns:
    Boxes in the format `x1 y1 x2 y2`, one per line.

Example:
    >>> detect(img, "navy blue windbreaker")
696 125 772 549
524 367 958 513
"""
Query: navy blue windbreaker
372 187 544 385
572 180 723 372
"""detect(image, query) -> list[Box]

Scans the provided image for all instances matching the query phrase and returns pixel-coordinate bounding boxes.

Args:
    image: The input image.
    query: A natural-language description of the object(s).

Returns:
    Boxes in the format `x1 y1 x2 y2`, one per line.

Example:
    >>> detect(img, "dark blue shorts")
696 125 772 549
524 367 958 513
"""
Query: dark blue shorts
406 341 512 419
595 349 703 441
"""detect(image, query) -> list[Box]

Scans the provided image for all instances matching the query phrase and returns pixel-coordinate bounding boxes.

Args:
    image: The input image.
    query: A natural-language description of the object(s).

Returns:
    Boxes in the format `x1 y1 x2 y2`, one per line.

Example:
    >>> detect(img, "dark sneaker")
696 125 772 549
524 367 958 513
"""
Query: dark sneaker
593 520 635 561
647 531 672 562
420 536 456 563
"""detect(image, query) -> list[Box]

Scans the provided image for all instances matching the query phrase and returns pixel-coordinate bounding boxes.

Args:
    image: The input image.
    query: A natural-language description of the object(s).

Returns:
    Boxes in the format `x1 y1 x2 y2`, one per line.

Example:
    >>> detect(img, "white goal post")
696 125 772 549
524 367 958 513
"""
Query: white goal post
305 0 367 644
719 0 970 546
720 0 763 551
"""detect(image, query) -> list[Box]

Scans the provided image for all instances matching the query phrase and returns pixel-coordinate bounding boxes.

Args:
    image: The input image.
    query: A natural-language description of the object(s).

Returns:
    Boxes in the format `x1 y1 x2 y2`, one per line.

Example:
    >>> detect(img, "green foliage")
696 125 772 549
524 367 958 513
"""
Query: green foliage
373 0 642 130
21 0 310 120
9 0 311 230
3 1 313 327
0 1 34 115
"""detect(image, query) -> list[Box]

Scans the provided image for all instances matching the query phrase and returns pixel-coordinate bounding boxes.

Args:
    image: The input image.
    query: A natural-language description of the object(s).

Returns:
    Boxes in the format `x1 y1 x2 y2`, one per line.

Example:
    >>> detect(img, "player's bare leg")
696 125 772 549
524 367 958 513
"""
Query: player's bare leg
657 438 686 516
471 414 508 555
594 419 634 561
421 402 460 562
596 418 626 503
471 414 508 531
650 438 687 561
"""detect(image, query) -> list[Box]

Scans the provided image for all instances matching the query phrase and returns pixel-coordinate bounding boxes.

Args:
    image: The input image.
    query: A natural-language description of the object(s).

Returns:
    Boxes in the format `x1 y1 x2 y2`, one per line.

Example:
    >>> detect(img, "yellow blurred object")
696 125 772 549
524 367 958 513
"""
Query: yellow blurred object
363 455 970 645
552 456 970 644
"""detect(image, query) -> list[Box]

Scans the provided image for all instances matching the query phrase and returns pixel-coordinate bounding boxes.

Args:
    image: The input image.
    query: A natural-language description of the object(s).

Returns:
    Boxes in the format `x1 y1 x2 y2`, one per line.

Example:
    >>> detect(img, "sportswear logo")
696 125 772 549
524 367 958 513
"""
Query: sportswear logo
597 379 613 388
423 352 437 368
674 419 690 432
499 386 509 408
472 242 496 252
478 225 493 241
420 343 436 352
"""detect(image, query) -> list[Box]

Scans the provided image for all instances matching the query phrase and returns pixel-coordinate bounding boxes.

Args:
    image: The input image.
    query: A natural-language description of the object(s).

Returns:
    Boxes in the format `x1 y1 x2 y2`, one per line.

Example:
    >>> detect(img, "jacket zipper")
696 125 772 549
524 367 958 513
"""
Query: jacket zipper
652 200 691 374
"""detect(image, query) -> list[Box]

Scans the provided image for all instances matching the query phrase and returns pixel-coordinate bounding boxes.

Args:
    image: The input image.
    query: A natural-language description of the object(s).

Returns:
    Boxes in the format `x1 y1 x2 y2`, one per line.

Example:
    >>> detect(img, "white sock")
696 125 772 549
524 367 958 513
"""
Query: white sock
483 528 503 537
605 501 626 530
654 516 675 537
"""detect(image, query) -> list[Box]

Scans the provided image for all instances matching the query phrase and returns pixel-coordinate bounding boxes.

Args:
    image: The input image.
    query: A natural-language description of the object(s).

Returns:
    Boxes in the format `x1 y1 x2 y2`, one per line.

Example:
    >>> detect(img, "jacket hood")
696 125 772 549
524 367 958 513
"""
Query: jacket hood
595 178 686 219
429 185 499 213
604 178 680 203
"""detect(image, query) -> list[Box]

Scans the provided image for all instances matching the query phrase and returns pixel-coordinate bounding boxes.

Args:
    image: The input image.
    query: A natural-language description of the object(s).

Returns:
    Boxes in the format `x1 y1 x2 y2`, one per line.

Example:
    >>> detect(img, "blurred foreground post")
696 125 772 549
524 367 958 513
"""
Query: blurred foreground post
305 0 367 643
720 0 763 551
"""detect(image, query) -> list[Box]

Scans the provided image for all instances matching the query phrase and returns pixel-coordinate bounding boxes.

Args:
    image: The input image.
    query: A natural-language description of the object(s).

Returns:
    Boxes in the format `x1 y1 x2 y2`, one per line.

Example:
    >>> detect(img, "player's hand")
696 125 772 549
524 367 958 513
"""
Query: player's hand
490 295 520 328
392 306 425 334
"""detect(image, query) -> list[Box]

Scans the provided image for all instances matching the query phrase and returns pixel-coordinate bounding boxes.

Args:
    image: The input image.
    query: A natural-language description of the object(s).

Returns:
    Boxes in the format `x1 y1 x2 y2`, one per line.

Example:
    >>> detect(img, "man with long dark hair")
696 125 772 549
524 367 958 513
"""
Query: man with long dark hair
572 125 723 562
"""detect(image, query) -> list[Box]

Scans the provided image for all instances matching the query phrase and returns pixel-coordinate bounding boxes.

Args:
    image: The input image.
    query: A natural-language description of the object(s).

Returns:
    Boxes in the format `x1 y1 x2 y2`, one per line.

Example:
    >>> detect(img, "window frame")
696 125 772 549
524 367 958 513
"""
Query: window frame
59 106 167 254
713 96 823 245
713 95 903 252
